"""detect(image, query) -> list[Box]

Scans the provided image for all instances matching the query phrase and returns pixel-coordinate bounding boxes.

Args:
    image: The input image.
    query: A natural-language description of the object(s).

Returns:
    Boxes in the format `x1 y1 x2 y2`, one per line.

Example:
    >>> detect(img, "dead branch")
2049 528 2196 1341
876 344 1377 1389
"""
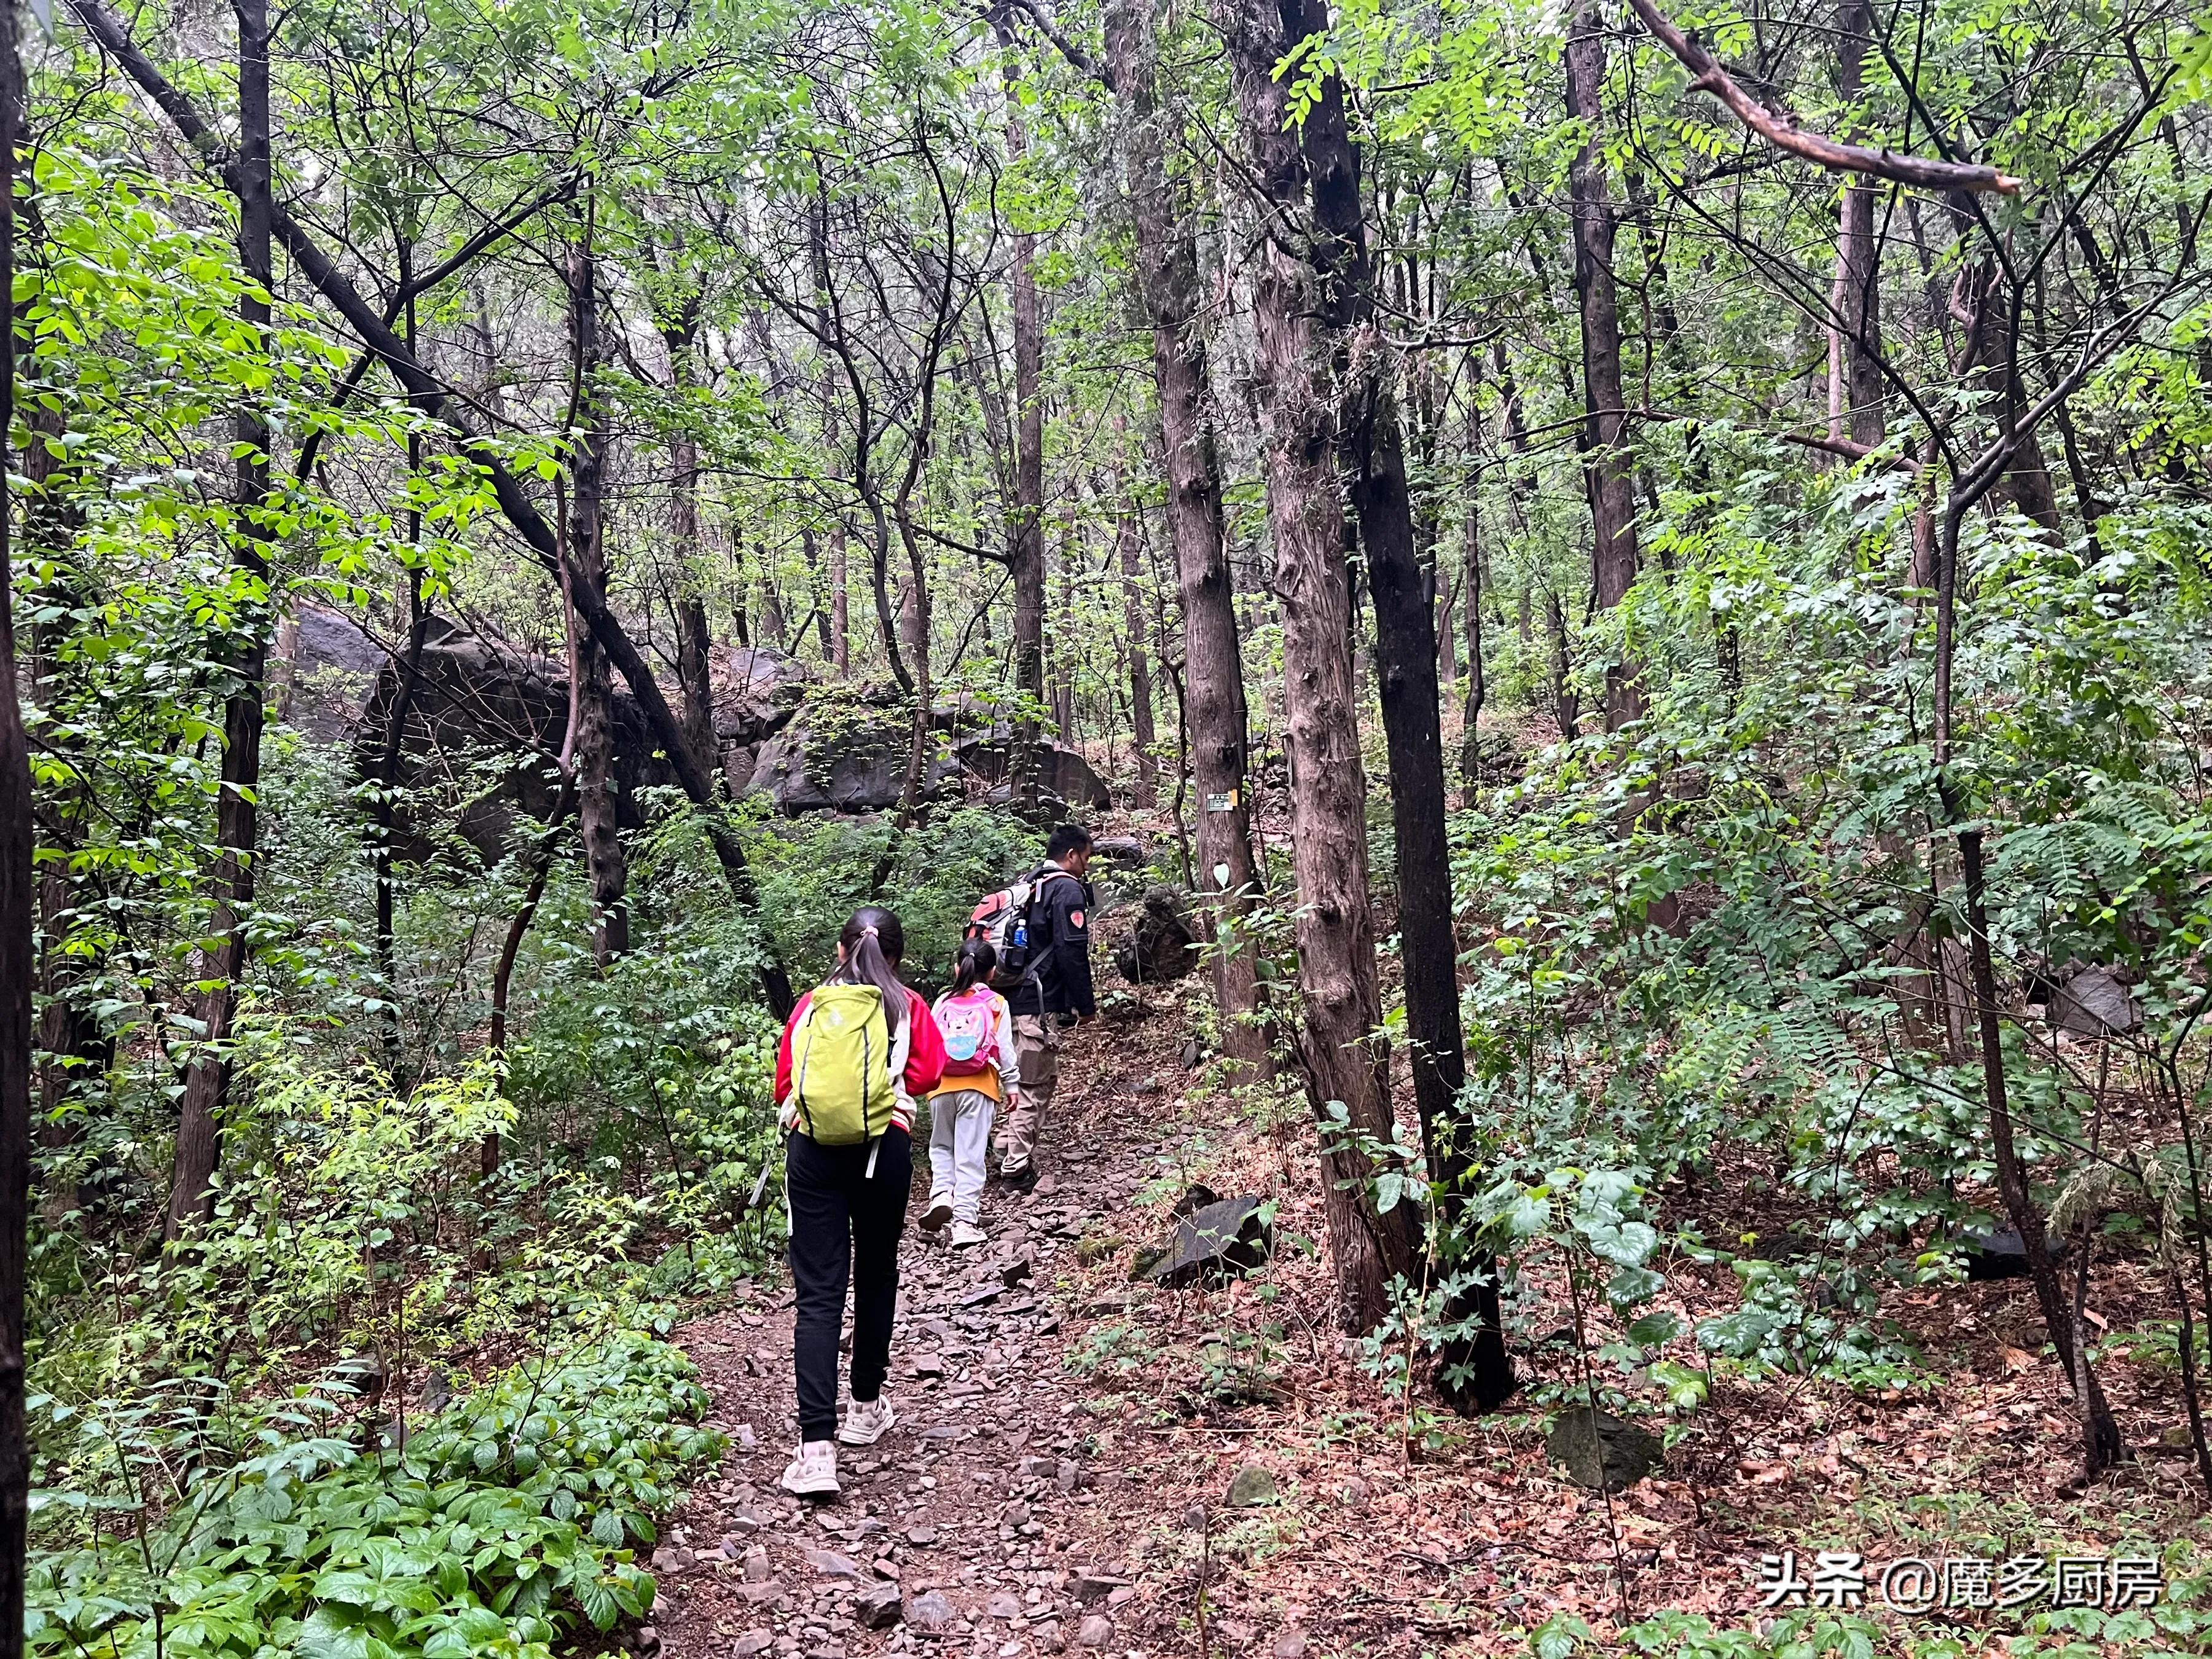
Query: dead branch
1622 0 2022 195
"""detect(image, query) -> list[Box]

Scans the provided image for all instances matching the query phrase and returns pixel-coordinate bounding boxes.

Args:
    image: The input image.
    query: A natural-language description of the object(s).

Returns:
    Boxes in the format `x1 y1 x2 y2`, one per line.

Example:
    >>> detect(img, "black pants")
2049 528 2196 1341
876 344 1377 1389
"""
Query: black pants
786 1127 911 1443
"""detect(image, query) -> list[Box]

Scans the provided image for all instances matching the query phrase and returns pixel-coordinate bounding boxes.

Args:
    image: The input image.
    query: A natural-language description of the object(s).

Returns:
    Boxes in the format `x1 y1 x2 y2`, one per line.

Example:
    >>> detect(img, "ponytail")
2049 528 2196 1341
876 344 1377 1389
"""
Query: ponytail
949 938 997 997
828 906 908 1035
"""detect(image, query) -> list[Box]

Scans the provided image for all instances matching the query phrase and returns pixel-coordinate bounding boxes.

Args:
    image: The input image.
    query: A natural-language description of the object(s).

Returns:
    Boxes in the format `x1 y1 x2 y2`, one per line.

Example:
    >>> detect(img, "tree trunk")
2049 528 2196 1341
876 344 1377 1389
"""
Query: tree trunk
567 233 628 968
169 0 273 1239
0 3 35 1635
1114 469 1158 807
1220 0 1419 1333
1291 0 1510 1400
829 519 852 674
995 8 1049 817
1459 502 1484 806
1831 0 1886 449
1564 1 1639 731
664 297 717 770
1105 0 1267 1073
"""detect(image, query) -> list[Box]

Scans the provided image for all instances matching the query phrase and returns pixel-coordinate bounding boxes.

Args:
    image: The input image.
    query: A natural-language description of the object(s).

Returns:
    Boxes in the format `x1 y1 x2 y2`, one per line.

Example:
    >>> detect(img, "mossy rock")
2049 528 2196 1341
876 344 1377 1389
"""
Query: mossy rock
1224 1463 1278 1507
1545 1408 1661 1492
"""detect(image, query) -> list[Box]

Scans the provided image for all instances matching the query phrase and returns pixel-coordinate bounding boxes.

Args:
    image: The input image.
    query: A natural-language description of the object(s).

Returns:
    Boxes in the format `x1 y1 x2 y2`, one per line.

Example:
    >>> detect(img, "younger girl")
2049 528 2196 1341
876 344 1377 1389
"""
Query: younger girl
771 907 946 1497
921 939 1019 1249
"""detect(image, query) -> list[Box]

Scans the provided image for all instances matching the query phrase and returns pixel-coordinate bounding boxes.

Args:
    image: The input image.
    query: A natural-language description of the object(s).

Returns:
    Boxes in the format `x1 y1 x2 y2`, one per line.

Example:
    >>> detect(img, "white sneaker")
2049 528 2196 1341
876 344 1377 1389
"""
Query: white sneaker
839 1394 895 1446
780 1440 839 1497
950 1222 988 1249
920 1199 953 1233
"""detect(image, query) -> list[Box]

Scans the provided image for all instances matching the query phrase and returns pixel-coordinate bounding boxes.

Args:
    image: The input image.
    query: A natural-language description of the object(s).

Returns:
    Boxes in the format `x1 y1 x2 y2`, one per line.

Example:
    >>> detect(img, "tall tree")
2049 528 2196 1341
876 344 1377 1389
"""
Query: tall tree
1101 0 1268 1074
0 0 32 1633
992 6 1050 817
1112 460 1158 807
566 227 629 967
1220 0 1419 1331
1564 0 1639 731
168 0 275 1237
1286 0 1510 1402
1830 0 1886 449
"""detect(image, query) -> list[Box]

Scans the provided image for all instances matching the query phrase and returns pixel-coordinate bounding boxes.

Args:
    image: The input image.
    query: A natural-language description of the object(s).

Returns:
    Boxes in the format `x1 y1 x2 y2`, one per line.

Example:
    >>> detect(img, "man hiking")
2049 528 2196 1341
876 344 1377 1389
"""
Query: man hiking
995 823 1094 1193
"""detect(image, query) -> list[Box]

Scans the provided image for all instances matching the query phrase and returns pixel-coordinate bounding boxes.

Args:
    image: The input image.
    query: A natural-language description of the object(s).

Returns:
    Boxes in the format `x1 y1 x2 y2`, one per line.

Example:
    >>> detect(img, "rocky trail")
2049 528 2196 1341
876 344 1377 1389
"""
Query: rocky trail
638 992 2200 1659
650 1013 1187 1659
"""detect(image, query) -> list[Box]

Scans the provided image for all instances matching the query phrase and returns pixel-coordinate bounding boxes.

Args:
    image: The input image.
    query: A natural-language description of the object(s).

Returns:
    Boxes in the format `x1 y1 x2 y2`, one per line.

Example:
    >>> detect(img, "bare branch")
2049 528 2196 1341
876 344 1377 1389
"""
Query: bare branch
1622 0 2022 195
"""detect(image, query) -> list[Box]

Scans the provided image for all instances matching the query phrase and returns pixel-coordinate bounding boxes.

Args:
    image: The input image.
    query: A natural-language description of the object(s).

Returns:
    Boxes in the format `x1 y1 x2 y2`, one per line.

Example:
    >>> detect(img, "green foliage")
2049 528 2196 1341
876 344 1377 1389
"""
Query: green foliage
28 1334 716 1659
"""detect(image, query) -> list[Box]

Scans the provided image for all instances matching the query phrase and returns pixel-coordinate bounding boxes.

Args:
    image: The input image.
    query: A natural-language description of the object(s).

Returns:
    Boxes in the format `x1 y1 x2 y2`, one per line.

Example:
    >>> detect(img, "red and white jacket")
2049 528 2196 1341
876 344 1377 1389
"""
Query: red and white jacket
773 984 945 1138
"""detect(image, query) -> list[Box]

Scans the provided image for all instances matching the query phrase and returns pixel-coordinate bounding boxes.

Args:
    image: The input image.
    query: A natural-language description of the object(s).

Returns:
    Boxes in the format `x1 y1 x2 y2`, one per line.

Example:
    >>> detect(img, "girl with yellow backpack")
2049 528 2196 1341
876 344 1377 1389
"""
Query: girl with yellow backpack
771 906 946 1497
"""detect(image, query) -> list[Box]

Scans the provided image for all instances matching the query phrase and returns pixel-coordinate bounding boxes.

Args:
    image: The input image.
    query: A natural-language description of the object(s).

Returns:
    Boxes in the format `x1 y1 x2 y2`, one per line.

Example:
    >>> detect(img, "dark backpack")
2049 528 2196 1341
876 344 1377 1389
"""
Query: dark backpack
963 867 1077 994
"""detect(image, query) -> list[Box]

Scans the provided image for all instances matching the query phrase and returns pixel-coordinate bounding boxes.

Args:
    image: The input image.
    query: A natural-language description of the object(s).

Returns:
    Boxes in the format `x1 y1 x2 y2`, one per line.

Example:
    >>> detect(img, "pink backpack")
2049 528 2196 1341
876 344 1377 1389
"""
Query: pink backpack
935 987 1001 1077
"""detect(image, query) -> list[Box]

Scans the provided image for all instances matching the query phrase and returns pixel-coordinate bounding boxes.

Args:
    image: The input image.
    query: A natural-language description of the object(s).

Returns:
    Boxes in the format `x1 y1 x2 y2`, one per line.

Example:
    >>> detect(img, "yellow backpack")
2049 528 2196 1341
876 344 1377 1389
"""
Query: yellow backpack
789 984 897 1145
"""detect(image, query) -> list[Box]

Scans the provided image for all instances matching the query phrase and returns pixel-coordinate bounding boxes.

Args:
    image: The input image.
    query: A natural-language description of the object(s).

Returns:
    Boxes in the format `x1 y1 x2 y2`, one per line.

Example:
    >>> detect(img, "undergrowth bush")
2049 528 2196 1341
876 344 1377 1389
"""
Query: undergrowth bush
29 1333 719 1659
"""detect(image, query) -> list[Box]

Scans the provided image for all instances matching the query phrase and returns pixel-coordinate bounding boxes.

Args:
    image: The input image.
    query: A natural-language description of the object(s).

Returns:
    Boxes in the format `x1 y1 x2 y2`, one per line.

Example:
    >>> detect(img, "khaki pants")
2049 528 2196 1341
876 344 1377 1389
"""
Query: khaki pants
995 1014 1059 1177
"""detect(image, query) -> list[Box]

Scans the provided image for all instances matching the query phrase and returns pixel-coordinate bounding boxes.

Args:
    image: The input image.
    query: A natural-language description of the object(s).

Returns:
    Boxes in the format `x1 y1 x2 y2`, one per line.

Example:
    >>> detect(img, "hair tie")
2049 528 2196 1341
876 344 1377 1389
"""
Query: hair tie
862 925 879 938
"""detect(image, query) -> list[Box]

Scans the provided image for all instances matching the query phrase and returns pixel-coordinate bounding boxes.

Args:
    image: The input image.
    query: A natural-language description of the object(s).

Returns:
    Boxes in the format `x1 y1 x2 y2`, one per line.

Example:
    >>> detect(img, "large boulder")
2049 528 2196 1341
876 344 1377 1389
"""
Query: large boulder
281 604 681 861
713 646 810 785
1545 1408 1662 1492
1114 885 1198 984
952 727 1112 810
2050 966 2140 1037
745 705 963 815
1148 1196 1273 1289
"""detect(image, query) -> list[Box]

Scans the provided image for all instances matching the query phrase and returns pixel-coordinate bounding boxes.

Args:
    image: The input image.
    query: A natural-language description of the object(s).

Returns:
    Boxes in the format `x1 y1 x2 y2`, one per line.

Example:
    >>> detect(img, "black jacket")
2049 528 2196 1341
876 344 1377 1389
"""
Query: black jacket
1008 865 1095 1019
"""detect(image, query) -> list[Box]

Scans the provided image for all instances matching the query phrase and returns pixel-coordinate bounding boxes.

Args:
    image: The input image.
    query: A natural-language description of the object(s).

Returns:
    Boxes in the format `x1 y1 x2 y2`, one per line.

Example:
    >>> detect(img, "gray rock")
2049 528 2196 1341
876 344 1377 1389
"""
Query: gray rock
807 1550 863 1579
1545 1407 1663 1492
1071 1575 1128 1607
1273 1631 1307 1659
1113 886 1198 985
1078 1616 1113 1649
906 1524 938 1545
1091 836 1146 865
856 1582 905 1630
1054 1461 1081 1494
735 1633 775 1658
986 1593 1023 1620
906 1591 957 1631
1957 1226 2068 1282
1150 1198 1273 1289
2052 967 2141 1037
739 1581 786 1604
746 712 962 817
1224 1463 1278 1507
745 1553 775 1583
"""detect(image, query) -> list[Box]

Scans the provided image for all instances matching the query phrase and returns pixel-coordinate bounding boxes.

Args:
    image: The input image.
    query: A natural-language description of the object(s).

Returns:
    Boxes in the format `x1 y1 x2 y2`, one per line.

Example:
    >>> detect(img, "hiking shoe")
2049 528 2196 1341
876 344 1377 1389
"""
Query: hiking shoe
1003 1164 1039 1194
780 1440 839 1497
951 1221 989 1249
839 1395 895 1446
919 1199 954 1233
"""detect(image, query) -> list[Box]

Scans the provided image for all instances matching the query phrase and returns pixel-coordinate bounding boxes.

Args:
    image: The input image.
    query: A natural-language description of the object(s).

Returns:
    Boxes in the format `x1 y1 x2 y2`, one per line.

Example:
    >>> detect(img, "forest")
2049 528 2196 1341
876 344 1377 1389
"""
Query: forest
0 0 2210 1650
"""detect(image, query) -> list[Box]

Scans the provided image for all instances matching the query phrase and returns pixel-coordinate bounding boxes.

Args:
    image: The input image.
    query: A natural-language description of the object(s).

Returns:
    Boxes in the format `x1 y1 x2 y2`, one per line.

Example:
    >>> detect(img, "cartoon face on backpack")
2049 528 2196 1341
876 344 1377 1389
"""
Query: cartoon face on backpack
937 991 999 1074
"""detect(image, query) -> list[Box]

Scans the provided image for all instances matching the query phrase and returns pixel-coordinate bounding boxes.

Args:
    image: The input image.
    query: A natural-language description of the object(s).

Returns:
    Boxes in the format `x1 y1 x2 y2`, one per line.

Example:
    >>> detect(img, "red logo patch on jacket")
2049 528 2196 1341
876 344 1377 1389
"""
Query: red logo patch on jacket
1069 909 1085 930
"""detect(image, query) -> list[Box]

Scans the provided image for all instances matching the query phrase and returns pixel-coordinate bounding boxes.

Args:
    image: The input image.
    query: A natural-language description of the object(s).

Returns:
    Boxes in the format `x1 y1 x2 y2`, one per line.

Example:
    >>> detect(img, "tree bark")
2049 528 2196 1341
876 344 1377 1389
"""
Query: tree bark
1113 469 1158 807
1220 0 1419 1333
829 519 852 674
1102 0 1269 1072
0 1 35 1636
1459 502 1484 806
567 233 629 968
1830 0 1886 449
1565 2 1639 731
662 293 717 769
1290 0 1510 1401
169 0 274 1239
994 7 1049 817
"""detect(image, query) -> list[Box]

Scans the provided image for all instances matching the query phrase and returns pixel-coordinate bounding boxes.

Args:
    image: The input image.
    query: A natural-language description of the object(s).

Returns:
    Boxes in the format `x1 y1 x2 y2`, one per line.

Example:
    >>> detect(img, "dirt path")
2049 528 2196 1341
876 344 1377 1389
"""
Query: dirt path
645 987 2205 1659
652 1010 1179 1659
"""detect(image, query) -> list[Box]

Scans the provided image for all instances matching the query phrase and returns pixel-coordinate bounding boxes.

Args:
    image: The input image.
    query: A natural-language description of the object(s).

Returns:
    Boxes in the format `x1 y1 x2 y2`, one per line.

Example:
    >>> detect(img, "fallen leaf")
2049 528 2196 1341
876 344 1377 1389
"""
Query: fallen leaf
2000 1345 2034 1375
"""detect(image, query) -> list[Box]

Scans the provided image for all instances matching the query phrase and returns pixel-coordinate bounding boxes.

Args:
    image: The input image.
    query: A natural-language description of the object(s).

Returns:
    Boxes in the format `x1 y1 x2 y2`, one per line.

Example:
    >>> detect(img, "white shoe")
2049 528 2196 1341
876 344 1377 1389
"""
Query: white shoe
839 1394 895 1446
780 1439 839 1497
950 1222 988 1249
920 1199 953 1232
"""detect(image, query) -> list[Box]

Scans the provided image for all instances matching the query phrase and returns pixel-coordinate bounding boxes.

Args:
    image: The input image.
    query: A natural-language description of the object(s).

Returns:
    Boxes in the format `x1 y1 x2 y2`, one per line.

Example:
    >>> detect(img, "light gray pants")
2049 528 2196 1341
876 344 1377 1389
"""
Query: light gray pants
927 1089 997 1224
